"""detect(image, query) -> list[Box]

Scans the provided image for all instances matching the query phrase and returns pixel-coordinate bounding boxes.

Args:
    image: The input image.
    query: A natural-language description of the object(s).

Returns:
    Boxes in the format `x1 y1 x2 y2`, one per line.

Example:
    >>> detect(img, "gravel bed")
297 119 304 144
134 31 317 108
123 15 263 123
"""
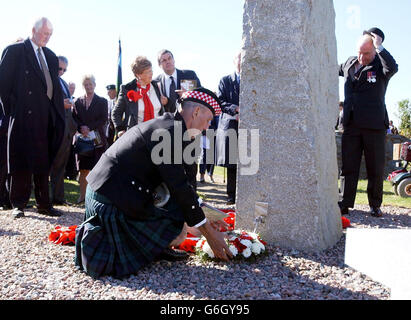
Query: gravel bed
0 203 409 300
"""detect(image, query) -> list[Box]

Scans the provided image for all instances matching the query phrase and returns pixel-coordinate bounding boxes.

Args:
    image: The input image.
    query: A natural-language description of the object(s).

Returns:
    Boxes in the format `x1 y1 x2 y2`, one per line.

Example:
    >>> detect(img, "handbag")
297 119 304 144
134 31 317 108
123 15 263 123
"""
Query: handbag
74 136 95 158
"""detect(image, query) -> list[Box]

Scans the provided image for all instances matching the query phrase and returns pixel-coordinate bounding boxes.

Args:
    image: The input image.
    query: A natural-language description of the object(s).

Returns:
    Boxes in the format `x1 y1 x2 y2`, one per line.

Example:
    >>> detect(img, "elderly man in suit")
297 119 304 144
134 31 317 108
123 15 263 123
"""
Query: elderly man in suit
0 17 65 218
338 28 398 218
49 56 77 205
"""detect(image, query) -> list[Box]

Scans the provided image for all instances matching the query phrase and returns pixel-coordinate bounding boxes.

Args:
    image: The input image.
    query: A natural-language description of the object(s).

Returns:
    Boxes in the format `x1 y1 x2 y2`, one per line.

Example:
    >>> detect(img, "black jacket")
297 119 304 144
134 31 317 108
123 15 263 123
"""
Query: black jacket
86 112 205 227
111 79 164 132
0 38 65 174
155 69 201 113
339 48 398 130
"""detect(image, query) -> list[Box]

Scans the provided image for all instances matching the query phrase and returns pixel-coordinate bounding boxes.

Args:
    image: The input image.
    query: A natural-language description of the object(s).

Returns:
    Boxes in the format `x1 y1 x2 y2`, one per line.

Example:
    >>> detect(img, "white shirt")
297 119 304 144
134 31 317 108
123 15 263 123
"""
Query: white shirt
164 69 177 98
137 85 162 123
30 39 49 70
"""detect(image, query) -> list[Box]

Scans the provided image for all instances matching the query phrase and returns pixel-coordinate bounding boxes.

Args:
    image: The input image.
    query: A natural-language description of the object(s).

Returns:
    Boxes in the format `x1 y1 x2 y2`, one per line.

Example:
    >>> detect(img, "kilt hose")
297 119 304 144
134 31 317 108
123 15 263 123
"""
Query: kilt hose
75 186 185 279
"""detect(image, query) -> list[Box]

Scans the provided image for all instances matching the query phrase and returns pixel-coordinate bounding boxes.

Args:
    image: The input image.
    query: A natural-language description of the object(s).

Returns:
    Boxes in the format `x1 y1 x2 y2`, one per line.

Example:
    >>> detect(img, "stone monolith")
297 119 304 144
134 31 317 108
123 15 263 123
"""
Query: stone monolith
236 0 342 251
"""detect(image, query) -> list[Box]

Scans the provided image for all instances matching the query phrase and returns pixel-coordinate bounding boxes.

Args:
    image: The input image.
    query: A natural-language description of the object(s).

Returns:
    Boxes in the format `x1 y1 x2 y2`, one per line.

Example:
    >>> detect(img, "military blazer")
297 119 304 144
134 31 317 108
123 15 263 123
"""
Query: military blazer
339 48 398 130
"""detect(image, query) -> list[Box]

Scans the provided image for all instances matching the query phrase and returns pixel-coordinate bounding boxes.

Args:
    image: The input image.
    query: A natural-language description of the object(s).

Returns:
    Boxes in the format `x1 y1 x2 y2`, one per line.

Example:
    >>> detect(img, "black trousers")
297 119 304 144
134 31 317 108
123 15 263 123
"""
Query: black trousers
339 126 386 208
50 133 73 202
0 136 10 207
227 166 237 201
9 171 51 210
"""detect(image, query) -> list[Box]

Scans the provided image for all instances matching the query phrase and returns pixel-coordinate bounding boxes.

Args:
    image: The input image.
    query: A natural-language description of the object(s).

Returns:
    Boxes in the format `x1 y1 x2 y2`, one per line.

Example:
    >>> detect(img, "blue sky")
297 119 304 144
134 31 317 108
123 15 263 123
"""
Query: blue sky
0 0 408 125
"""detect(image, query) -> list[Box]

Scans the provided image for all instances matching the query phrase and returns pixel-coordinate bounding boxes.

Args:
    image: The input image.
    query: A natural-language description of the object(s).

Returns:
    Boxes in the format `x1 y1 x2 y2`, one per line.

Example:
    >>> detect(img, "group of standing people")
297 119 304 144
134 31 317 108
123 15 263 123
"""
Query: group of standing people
0 17 241 219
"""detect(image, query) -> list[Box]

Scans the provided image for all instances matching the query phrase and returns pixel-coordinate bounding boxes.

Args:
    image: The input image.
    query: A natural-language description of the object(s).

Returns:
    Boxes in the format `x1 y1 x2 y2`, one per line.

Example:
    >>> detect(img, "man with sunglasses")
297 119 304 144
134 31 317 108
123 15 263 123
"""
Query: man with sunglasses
49 56 77 206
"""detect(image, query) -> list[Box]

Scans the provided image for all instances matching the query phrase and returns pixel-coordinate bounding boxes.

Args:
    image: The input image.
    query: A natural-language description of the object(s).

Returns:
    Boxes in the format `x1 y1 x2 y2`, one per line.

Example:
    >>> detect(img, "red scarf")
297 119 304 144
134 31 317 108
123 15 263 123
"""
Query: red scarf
127 83 155 122
138 82 155 122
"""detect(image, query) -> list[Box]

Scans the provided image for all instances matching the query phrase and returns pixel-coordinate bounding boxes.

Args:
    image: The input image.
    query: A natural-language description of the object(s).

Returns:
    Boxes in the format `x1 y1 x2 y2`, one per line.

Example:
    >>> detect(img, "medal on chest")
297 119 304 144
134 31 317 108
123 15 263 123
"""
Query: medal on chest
367 71 377 83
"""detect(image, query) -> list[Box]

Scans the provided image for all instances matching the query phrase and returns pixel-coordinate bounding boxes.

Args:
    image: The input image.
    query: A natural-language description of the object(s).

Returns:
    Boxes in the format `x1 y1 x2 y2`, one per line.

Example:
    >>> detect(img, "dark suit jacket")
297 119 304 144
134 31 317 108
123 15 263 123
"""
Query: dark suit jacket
0 38 65 174
87 112 205 227
339 48 398 130
216 73 239 167
111 79 164 132
59 77 77 139
155 69 201 113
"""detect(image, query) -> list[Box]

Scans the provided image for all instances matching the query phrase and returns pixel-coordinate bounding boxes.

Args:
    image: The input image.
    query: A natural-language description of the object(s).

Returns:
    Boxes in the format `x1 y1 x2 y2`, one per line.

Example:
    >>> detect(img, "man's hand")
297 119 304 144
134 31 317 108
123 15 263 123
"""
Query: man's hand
371 32 383 49
117 130 126 138
209 219 229 231
63 98 73 110
160 95 168 106
198 221 233 261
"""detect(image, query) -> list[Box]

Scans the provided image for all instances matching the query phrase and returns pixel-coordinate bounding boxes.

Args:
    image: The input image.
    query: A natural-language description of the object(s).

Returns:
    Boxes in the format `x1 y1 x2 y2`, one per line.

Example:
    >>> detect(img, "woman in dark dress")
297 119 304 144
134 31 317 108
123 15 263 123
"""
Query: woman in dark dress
73 75 108 203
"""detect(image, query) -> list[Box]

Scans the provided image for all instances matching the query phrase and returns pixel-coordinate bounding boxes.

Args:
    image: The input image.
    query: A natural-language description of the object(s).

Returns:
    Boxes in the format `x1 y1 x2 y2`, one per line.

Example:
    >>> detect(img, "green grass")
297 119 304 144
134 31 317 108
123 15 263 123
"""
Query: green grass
26 169 410 209
354 180 411 208
212 166 411 208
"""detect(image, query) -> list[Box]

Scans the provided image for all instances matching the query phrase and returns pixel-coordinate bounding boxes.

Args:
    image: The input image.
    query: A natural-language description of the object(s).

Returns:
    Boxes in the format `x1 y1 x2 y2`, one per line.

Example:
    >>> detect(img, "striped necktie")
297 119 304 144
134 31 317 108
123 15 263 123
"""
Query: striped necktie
37 48 53 100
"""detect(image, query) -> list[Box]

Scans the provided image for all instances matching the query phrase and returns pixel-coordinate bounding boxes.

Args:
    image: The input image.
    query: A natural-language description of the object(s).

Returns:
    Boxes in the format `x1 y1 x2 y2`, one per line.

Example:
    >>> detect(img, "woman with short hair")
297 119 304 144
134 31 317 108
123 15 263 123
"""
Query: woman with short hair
73 75 108 204
112 56 165 138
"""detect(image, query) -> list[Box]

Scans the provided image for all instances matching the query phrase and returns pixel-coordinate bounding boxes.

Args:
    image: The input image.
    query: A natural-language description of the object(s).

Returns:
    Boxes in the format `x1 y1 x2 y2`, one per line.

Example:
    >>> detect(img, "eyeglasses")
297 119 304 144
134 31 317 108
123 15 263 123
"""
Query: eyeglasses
59 68 67 72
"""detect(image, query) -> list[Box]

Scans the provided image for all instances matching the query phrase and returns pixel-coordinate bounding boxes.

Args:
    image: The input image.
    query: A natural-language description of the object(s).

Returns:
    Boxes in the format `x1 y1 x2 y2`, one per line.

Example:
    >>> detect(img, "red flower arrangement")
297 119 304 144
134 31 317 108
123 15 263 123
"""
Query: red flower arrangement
49 225 77 246
127 90 142 102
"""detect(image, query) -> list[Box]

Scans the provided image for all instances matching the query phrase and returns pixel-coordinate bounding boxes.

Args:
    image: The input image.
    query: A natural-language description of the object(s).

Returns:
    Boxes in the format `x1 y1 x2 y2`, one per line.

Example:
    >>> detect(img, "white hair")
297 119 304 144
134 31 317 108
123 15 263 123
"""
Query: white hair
33 17 53 32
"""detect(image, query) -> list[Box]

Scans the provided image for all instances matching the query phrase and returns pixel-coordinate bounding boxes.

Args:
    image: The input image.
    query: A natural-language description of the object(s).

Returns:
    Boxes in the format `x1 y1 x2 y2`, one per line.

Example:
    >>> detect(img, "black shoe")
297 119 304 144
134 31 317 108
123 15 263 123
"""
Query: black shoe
0 204 12 211
226 198 235 205
12 208 25 219
340 207 349 216
338 202 349 215
155 248 189 262
37 207 62 217
370 207 383 218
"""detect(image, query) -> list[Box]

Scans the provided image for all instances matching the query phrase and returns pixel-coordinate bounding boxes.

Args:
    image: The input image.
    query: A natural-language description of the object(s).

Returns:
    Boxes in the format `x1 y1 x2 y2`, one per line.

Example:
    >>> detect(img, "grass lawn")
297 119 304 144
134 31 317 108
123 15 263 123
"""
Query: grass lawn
213 166 411 209
25 168 410 209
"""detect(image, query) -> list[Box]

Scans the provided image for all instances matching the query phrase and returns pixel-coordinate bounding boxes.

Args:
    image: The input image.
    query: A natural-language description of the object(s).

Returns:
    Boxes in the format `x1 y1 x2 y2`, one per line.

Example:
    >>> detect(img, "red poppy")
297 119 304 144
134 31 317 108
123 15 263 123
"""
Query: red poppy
342 217 351 229
49 225 78 246
127 90 142 102
176 238 199 253
232 238 248 253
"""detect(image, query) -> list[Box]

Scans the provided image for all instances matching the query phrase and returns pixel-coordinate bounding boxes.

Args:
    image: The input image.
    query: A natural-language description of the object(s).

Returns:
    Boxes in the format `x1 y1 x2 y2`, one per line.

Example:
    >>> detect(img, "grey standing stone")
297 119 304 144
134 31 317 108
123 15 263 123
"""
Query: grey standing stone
236 0 342 251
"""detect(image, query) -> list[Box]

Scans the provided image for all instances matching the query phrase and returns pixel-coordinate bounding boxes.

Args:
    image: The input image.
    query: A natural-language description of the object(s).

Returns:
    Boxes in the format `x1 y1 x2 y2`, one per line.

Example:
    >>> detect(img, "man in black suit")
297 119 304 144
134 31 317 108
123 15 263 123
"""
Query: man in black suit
155 49 202 113
49 56 77 205
338 28 398 217
75 88 231 279
155 49 202 190
216 52 241 205
0 17 65 218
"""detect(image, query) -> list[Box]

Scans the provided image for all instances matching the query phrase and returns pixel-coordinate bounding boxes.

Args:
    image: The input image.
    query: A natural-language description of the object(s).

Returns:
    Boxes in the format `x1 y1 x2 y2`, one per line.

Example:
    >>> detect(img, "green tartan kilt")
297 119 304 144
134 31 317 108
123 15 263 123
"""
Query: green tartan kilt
75 186 185 279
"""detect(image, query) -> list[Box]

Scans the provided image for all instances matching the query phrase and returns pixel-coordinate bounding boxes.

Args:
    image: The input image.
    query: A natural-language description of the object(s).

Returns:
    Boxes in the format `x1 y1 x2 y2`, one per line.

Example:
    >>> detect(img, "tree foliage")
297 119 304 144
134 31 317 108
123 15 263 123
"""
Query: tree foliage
398 99 411 138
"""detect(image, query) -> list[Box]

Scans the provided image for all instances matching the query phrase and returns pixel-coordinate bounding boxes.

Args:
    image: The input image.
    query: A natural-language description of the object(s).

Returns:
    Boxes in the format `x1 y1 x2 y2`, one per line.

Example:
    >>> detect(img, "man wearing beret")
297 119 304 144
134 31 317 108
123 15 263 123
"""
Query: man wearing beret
75 87 233 279
338 28 398 217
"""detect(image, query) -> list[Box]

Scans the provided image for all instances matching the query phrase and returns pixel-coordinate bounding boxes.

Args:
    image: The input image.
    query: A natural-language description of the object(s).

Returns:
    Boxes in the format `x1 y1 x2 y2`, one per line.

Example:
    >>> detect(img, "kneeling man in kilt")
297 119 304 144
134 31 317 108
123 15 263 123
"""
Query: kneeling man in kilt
75 87 233 279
